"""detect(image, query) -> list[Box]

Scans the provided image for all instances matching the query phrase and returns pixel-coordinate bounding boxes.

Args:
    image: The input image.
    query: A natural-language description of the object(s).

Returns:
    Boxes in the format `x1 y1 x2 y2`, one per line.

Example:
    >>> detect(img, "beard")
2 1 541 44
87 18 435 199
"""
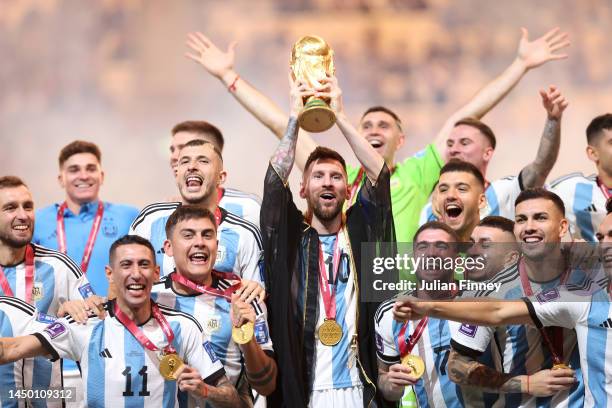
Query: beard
179 182 215 205
311 198 344 223
0 230 32 249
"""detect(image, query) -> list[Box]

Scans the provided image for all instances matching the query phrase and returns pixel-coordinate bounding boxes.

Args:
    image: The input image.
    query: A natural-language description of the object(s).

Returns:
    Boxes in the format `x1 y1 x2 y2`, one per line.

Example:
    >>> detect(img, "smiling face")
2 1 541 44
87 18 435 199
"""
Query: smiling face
106 243 159 313
164 216 217 284
58 153 104 205
300 158 349 223
0 185 34 248
176 144 225 205
467 225 517 281
514 198 568 260
359 110 404 164
445 125 494 174
170 131 220 176
413 228 457 283
436 171 485 240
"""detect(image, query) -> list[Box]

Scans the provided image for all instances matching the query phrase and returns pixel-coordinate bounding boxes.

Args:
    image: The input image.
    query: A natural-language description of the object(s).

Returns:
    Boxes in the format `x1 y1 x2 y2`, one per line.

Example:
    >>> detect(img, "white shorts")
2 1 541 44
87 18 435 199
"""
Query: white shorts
309 385 363 407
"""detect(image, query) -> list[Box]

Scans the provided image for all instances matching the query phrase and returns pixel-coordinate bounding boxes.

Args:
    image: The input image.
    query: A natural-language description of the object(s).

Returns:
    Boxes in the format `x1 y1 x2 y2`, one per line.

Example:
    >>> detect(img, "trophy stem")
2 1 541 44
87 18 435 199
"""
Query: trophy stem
298 97 336 133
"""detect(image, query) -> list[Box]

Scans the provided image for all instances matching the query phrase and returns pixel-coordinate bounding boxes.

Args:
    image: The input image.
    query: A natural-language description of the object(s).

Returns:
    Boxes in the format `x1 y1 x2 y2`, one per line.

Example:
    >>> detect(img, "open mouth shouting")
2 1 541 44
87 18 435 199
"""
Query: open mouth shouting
188 249 210 266
443 201 464 223
184 174 204 192
366 137 384 151
125 283 147 297
319 191 337 206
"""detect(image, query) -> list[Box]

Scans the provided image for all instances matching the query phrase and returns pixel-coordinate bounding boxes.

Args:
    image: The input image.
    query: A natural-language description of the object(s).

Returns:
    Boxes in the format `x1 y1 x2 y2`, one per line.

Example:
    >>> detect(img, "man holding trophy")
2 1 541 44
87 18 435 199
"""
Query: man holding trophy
260 36 395 408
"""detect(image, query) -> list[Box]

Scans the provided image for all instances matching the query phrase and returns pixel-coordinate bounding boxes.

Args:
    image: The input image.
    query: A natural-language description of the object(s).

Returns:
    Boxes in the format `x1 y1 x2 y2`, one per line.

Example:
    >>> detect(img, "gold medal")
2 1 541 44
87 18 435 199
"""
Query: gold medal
318 319 343 346
401 354 425 379
159 353 184 381
552 363 570 370
232 321 254 345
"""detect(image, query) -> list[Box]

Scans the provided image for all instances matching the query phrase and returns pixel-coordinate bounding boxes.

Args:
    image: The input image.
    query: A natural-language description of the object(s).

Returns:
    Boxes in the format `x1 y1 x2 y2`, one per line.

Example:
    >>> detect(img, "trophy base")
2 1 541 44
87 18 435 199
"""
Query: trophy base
299 98 336 133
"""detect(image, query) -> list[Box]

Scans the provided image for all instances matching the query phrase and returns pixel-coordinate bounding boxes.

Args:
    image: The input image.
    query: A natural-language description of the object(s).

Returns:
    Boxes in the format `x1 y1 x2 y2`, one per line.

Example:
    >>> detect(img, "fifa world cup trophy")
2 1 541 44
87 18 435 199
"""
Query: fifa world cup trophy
290 35 336 133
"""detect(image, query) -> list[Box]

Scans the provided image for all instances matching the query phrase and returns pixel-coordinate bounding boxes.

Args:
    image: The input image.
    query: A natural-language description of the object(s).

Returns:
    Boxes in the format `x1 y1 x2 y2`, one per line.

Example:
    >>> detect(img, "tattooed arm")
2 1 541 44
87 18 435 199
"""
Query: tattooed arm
270 79 313 183
448 348 576 396
520 86 568 188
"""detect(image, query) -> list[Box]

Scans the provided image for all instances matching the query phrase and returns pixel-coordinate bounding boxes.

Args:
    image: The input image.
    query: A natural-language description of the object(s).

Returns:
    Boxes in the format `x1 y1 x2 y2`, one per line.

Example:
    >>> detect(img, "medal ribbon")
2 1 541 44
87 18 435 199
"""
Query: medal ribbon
0 244 35 304
597 177 612 200
57 201 104 273
397 317 429 357
214 188 224 226
317 233 343 321
114 301 177 354
518 257 567 365
348 167 365 205
170 270 242 301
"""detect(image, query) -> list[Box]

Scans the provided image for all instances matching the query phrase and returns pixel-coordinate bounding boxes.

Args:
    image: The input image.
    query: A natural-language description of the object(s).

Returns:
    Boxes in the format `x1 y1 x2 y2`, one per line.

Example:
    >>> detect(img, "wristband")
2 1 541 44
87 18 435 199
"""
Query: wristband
228 75 240 92
201 382 209 399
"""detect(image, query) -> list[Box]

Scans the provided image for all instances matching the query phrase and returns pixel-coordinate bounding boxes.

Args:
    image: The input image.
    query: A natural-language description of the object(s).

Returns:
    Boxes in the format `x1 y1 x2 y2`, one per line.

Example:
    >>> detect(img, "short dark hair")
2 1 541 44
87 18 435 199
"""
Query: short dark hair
165 205 217 238
586 114 612 146
109 235 156 265
439 159 485 188
414 221 459 244
478 216 515 234
172 121 225 152
304 146 346 175
360 106 402 131
515 188 565 216
180 139 223 163
0 176 27 190
59 141 102 168
454 117 496 149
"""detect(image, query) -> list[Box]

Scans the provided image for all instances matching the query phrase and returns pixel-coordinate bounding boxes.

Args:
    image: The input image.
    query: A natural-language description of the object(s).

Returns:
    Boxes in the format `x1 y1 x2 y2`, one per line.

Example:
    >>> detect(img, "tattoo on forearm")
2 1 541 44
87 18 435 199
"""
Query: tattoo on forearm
207 376 241 408
246 361 275 387
448 349 516 394
523 117 561 188
271 117 299 183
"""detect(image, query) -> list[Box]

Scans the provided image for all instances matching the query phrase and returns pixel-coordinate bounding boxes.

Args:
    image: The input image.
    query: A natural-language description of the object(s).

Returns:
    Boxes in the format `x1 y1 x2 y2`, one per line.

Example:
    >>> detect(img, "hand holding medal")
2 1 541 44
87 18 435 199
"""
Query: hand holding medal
397 318 428 379
230 293 255 345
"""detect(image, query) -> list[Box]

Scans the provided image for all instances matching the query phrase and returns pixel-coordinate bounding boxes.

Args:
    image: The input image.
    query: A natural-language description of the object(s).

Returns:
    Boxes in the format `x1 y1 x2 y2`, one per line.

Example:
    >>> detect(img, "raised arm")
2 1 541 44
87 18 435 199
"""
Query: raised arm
186 32 316 171
317 76 385 182
520 86 568 188
0 335 49 364
433 27 570 154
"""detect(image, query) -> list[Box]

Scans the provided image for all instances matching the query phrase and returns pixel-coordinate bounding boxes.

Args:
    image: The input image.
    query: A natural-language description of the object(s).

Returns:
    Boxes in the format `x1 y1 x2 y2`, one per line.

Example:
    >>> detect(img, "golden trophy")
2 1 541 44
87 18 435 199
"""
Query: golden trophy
290 35 336 133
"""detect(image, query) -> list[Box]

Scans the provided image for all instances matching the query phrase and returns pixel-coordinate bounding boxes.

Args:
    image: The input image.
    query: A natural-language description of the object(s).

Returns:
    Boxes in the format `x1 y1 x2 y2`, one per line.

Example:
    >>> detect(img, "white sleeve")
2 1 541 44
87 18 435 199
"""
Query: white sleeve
34 318 88 362
238 230 264 284
374 304 400 365
252 300 274 352
523 287 590 329
418 201 436 226
449 320 493 355
181 319 225 384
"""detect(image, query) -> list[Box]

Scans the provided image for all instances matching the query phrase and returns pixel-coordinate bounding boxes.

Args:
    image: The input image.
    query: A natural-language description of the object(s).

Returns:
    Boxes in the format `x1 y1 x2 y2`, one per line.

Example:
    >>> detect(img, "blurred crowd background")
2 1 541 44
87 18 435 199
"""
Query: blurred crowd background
2 0 611 208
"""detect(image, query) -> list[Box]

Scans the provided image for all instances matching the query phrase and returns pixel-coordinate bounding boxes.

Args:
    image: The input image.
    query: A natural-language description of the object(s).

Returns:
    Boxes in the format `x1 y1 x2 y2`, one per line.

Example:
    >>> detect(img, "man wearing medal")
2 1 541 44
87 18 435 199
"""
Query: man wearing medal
375 221 464 407
0 235 241 407
0 175 93 407
151 205 277 404
261 75 393 407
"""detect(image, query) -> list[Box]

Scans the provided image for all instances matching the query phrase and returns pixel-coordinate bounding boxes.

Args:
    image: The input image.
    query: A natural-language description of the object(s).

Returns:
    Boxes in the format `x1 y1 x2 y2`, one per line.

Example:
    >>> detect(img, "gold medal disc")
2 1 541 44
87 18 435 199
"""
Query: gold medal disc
318 319 343 346
232 322 254 345
552 363 570 370
159 353 184 381
401 354 425 379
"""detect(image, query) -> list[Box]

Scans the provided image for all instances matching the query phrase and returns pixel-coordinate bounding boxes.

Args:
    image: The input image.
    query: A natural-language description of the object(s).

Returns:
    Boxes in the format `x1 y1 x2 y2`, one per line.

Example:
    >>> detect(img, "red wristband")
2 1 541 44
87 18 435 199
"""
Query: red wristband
201 382 209 399
228 75 240 92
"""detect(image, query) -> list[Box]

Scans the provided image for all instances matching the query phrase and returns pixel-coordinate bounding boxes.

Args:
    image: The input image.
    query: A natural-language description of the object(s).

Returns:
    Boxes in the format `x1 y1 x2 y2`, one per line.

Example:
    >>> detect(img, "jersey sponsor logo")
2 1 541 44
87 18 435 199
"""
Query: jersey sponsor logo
375 332 384 353
78 283 94 299
254 319 269 344
36 312 57 324
203 341 219 363
459 323 478 338
536 288 560 303
44 322 67 339
32 282 44 301
102 221 118 237
204 314 221 335
599 317 612 329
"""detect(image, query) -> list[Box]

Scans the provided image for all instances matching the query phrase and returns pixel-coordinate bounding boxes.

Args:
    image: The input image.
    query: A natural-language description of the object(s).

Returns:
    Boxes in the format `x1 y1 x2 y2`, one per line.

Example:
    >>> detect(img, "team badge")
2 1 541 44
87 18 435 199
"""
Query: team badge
216 245 226 263
537 288 560 303
102 222 118 238
204 314 221 335
31 282 44 301
375 332 384 353
44 322 67 339
459 323 478 338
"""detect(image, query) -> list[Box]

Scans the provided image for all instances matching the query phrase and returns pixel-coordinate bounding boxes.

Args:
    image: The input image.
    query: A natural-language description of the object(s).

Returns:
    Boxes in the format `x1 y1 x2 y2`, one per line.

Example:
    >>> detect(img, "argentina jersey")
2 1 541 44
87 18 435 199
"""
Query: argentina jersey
311 234 361 391
419 175 523 227
0 297 62 408
151 274 274 385
455 262 586 408
375 294 462 408
550 173 607 242
33 301 225 408
130 203 263 282
525 285 612 407
219 187 261 227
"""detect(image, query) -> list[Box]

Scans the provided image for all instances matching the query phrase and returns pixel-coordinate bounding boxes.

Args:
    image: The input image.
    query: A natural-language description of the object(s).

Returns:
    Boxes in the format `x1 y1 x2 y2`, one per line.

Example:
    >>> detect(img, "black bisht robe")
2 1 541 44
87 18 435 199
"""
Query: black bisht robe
261 163 396 408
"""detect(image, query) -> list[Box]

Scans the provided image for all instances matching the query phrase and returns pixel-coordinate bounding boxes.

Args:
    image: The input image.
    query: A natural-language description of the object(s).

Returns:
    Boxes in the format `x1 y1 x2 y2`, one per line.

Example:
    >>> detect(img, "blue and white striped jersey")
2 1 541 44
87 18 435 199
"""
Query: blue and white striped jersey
419 175 523 227
151 274 273 385
525 285 612 407
550 173 607 242
375 294 462 408
312 234 361 391
0 297 61 408
452 262 587 407
34 302 225 408
219 187 261 228
129 203 263 282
